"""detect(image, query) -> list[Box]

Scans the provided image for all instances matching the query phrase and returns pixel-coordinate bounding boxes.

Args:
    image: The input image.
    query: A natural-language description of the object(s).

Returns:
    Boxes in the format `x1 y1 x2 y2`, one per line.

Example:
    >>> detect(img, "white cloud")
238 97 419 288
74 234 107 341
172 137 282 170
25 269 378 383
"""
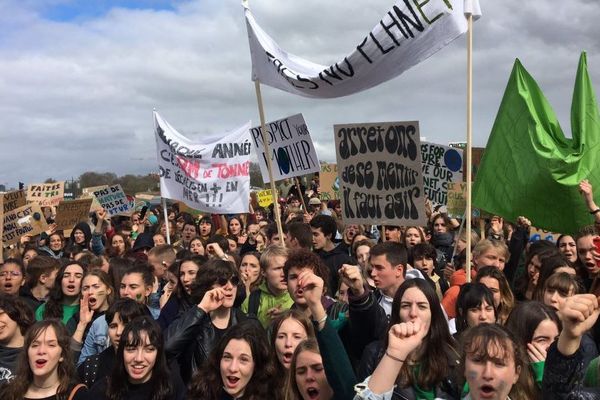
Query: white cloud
1 0 599 187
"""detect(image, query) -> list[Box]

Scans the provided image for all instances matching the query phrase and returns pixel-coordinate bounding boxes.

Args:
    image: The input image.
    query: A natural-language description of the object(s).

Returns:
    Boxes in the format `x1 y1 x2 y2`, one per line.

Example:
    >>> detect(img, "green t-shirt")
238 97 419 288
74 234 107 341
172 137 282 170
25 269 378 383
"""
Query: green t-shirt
411 364 436 400
35 303 80 325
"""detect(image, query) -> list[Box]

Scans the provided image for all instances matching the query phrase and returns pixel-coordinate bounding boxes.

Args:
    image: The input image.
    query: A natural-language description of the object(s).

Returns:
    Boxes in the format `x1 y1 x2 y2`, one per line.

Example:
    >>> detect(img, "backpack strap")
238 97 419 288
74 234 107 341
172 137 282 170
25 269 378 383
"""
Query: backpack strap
247 289 261 318
68 383 86 400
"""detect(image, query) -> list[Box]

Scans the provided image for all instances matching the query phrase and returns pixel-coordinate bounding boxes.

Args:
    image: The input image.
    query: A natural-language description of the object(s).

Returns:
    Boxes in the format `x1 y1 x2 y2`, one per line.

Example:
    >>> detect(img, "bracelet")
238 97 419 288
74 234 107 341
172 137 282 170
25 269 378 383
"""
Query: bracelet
314 315 327 325
385 351 405 363
590 209 600 215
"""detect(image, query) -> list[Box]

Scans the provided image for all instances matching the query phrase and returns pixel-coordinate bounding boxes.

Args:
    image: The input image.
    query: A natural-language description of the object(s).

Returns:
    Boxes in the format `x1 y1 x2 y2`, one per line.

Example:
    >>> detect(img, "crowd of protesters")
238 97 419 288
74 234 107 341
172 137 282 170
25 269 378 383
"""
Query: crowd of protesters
1 175 600 399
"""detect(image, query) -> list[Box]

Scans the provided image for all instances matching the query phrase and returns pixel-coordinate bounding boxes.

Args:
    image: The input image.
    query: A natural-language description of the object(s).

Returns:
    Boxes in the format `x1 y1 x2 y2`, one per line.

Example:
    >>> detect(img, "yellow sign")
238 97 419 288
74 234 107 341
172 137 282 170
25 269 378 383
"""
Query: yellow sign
257 190 274 208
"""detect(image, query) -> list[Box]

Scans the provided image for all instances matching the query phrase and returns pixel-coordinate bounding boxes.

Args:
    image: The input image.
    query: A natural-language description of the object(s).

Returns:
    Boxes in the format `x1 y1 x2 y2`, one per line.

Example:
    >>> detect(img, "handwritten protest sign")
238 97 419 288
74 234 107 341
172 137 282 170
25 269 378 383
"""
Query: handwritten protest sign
27 182 65 207
55 199 93 232
154 111 251 213
2 203 48 246
334 121 426 226
250 113 320 183
319 164 340 201
447 182 466 218
421 142 463 205
2 190 27 213
93 184 132 217
257 190 274 208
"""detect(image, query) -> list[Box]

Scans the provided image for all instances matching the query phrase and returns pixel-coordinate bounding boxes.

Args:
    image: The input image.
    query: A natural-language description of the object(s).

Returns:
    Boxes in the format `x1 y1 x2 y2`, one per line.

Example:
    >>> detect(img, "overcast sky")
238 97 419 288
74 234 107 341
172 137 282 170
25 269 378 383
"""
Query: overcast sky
1 0 599 189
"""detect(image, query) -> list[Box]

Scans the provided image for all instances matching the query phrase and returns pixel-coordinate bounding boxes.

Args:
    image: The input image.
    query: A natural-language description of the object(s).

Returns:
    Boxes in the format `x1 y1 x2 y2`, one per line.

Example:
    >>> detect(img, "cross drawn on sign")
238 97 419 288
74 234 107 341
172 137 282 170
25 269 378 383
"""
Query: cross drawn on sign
210 183 222 194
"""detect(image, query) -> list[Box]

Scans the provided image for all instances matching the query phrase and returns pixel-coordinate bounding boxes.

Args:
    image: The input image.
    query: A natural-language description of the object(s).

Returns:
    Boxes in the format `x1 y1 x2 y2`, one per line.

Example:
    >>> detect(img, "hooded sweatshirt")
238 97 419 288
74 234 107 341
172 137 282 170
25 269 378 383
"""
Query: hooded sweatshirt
69 221 92 248
241 281 294 328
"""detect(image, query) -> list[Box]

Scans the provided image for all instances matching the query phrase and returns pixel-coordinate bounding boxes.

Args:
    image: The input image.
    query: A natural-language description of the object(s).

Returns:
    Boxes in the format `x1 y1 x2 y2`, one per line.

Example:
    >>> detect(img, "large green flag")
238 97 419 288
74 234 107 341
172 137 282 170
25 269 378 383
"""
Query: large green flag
473 53 600 234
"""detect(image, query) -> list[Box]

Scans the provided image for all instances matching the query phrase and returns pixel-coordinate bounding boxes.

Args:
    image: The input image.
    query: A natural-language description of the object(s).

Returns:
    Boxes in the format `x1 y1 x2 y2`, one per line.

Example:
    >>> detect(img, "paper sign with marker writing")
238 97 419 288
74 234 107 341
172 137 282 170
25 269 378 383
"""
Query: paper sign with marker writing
334 121 426 225
250 113 320 183
27 182 65 207
93 184 132 217
257 190 274 208
420 142 463 205
319 163 340 201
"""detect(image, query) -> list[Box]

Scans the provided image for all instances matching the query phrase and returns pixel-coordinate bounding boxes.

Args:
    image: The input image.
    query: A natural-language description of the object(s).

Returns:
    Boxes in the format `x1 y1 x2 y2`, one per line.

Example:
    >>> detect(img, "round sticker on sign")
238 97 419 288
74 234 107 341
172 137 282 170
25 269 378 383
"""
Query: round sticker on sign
444 149 463 172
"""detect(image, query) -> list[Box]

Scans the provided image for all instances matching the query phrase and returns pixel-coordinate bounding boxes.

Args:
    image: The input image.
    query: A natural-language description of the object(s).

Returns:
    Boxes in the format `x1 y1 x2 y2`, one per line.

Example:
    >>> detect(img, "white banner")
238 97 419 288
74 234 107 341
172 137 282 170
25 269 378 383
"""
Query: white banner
334 121 426 226
244 0 473 98
154 112 252 214
250 113 320 183
420 142 463 205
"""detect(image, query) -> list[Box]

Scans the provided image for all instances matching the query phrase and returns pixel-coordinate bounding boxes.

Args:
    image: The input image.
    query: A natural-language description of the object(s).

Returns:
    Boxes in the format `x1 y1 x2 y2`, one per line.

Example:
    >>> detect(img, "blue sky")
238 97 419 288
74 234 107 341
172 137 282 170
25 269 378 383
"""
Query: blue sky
33 0 181 22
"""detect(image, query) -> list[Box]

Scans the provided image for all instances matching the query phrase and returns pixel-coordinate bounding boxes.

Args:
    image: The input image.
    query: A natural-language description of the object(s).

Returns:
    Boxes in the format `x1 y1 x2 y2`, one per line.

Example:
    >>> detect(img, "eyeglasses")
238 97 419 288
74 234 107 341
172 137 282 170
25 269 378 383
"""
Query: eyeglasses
0 271 22 278
216 275 240 287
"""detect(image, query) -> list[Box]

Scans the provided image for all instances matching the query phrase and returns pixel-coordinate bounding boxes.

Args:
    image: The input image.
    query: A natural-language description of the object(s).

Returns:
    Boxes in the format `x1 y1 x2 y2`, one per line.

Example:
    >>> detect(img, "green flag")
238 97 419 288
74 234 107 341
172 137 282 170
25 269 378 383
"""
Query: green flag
473 53 600 234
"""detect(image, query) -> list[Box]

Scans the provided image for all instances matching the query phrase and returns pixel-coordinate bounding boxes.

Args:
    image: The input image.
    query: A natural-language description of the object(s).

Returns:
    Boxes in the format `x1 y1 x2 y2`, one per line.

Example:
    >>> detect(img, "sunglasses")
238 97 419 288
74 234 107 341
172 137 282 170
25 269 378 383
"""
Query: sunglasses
216 275 240 287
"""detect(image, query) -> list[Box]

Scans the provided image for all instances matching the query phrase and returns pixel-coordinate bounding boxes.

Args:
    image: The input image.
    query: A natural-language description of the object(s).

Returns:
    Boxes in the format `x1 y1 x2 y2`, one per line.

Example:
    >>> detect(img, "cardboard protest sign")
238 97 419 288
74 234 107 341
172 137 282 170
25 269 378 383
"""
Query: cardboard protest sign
55 199 93 232
2 203 48 246
155 111 251 214
257 190 274 208
81 185 108 212
92 184 132 217
421 142 463 205
244 0 477 98
2 190 26 213
250 114 320 183
447 182 466 218
334 121 426 226
319 163 340 201
27 182 65 207
529 227 560 243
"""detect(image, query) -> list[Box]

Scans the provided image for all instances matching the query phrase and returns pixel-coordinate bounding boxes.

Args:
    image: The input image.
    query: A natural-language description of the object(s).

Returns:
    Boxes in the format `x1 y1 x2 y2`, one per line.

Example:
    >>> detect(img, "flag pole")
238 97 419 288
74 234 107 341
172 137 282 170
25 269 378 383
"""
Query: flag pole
254 80 286 246
465 13 473 283
162 197 171 245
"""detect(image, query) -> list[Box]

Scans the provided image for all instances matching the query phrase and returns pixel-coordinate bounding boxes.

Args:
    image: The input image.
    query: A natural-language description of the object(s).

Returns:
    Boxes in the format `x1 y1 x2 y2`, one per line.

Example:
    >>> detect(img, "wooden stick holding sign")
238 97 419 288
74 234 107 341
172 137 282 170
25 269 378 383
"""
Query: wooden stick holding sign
295 177 308 212
254 80 285 246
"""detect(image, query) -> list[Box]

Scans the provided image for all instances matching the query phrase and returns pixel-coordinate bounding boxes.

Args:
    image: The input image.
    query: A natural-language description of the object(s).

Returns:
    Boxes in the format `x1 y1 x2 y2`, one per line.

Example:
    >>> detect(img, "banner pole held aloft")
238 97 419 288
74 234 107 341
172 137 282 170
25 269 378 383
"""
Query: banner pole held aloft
254 80 286 246
465 13 473 283
162 197 171 245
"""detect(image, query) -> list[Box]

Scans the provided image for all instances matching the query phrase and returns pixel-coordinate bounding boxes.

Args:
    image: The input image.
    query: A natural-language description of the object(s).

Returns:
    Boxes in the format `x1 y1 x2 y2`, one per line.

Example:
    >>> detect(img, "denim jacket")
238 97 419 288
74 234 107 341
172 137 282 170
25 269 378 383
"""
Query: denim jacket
77 315 109 366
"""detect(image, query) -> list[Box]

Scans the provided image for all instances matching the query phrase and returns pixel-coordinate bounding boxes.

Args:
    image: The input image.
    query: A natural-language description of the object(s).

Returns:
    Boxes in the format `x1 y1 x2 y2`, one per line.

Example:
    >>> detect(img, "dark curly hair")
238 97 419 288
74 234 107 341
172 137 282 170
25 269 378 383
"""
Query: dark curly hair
188 321 275 399
283 249 330 291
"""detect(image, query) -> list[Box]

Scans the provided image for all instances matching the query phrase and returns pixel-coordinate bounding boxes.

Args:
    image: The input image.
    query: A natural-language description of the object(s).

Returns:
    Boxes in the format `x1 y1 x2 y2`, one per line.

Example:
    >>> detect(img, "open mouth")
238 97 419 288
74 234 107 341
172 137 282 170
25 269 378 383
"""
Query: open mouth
306 387 319 399
479 384 496 398
3 283 13 290
67 284 76 291
88 297 97 307
282 351 294 364
35 359 48 368
225 376 240 387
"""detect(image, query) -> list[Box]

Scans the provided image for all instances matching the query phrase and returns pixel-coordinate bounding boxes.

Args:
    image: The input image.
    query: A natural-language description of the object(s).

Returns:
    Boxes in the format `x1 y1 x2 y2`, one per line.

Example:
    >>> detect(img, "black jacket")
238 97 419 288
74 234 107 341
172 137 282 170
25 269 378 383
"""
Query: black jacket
164 306 256 384
316 245 353 297
543 341 600 399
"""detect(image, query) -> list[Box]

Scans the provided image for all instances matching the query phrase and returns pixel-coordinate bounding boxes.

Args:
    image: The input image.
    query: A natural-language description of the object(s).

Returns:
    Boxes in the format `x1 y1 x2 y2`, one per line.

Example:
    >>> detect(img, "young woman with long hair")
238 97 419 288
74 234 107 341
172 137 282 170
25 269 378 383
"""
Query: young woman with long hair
357 278 461 398
0 320 86 400
36 263 84 329
87 316 185 400
188 321 273 399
